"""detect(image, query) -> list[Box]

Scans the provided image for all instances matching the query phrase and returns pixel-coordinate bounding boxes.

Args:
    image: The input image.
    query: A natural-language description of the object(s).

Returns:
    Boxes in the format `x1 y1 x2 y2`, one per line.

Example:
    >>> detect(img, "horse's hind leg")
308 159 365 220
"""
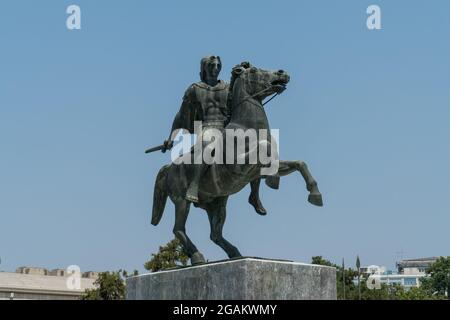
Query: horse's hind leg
207 197 242 259
276 160 323 206
173 199 205 265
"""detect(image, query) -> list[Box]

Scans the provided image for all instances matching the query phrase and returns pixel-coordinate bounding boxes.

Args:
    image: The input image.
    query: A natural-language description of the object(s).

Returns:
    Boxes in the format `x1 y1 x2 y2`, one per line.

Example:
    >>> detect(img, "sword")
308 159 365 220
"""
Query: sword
145 144 165 154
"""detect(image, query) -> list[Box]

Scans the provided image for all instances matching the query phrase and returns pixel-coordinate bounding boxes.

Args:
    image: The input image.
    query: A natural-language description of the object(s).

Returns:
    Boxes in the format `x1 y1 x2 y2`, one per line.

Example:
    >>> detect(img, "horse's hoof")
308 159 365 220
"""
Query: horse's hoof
308 192 323 207
248 194 267 215
191 252 206 265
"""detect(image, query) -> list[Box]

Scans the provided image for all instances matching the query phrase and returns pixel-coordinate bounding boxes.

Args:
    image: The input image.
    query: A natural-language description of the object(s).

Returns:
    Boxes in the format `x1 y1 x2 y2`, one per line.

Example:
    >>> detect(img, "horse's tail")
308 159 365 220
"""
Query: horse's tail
151 164 170 226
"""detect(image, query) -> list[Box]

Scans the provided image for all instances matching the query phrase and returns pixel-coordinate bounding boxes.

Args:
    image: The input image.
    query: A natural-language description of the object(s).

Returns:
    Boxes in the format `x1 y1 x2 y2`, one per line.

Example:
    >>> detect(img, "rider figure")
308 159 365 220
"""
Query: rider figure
163 56 267 214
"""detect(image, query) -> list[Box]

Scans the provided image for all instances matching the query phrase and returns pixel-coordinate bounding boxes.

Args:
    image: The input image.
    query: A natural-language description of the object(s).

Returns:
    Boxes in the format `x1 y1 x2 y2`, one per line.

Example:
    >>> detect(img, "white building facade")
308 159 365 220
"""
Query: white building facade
0 266 98 300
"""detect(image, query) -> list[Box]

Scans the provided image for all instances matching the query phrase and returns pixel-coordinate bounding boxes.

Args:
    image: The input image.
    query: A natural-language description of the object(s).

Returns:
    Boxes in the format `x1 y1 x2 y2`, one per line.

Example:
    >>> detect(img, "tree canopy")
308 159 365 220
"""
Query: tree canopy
144 238 189 272
311 256 449 300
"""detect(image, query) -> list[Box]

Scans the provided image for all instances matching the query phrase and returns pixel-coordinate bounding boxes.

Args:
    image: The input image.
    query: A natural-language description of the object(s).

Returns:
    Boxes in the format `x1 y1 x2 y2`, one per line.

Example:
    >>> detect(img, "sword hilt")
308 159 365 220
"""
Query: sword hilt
145 145 165 154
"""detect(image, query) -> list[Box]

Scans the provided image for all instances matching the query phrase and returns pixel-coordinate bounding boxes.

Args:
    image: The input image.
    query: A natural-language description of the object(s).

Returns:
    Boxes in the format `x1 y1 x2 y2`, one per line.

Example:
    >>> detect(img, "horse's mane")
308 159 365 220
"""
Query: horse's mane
226 62 251 113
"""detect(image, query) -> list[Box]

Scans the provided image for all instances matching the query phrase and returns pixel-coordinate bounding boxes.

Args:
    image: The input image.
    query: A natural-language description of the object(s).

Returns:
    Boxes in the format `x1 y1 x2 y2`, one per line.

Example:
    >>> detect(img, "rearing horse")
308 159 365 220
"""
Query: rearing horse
150 63 323 265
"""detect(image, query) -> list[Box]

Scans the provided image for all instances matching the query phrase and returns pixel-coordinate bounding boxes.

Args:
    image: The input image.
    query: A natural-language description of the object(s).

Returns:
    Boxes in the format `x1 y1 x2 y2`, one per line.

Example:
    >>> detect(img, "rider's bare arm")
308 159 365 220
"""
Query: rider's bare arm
164 85 200 151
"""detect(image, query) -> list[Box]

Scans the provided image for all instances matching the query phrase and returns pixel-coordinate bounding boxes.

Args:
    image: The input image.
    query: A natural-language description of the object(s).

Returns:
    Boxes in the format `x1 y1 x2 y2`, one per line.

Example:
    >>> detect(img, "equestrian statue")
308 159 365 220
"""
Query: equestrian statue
146 56 323 265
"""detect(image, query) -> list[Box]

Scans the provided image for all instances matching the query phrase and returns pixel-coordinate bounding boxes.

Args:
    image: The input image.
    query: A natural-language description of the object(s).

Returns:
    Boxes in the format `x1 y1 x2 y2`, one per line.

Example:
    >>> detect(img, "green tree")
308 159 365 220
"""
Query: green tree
81 240 190 300
144 238 189 272
311 256 334 267
310 256 450 300
420 256 450 299
311 256 359 300
81 270 138 300
395 286 443 300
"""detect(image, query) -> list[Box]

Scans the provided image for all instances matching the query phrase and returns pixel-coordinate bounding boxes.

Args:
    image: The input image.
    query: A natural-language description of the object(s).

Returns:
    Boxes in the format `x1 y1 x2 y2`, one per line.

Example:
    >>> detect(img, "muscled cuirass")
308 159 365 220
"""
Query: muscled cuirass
192 81 229 127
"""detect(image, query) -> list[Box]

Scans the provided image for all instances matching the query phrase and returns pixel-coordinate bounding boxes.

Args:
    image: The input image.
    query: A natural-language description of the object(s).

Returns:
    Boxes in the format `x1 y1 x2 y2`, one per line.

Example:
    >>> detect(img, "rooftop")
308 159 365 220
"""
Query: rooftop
0 271 96 294
396 257 438 269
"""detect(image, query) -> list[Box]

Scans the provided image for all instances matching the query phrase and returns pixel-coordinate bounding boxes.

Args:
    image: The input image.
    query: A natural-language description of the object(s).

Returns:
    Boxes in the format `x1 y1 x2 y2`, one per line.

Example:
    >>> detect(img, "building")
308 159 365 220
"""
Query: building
15 266 49 276
396 257 438 275
0 267 98 300
358 257 438 290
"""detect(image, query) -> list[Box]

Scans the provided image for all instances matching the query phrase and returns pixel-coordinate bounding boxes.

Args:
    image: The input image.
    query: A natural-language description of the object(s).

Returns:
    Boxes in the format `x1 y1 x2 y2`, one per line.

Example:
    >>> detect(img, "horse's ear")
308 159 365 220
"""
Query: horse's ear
240 61 251 69
232 66 245 77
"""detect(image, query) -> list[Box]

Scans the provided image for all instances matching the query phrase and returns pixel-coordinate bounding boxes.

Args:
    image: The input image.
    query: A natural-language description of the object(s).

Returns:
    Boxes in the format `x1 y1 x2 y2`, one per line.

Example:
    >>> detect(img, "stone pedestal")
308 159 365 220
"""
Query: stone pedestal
126 257 336 300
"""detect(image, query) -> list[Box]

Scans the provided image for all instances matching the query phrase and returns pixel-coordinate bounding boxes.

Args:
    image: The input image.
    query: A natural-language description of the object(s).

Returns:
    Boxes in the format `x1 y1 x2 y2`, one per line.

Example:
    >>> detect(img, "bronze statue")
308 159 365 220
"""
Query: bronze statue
162 56 267 215
147 59 323 265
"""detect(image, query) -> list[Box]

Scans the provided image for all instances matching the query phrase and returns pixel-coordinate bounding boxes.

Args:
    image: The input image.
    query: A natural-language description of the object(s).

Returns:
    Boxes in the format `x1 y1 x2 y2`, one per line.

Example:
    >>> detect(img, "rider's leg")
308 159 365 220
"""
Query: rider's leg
248 178 267 215
186 163 207 203
185 132 206 203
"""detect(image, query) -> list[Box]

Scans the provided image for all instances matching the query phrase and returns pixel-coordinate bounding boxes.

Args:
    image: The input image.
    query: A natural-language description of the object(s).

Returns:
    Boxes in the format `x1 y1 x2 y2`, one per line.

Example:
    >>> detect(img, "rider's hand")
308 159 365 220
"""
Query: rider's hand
162 139 174 153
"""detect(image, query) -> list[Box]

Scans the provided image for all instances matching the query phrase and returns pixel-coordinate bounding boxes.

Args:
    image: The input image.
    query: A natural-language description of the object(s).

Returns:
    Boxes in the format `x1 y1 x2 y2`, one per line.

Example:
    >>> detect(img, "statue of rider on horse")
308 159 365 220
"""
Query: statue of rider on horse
146 56 323 265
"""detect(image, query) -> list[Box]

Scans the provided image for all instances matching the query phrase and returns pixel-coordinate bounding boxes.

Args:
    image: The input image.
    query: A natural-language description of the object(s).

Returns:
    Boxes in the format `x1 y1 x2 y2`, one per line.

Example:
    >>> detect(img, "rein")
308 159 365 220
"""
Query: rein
234 85 280 109
262 92 279 106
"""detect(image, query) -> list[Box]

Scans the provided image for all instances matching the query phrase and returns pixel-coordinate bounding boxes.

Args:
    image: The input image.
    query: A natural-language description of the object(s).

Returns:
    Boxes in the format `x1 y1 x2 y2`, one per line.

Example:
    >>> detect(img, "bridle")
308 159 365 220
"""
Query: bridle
233 82 283 109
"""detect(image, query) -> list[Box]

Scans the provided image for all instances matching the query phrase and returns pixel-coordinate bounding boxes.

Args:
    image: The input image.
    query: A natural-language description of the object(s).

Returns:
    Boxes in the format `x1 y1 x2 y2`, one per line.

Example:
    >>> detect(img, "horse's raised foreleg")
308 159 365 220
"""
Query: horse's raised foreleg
248 178 267 215
173 199 205 265
206 197 242 259
273 160 323 206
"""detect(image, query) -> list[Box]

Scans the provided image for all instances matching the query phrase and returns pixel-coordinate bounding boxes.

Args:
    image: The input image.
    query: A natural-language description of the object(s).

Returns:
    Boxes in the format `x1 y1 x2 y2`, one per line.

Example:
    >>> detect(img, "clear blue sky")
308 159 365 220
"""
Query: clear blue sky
0 0 449 273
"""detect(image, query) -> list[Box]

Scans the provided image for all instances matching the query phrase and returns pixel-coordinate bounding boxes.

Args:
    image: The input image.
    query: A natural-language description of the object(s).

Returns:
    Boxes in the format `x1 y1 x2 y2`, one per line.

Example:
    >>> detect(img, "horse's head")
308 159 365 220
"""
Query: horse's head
230 62 290 102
